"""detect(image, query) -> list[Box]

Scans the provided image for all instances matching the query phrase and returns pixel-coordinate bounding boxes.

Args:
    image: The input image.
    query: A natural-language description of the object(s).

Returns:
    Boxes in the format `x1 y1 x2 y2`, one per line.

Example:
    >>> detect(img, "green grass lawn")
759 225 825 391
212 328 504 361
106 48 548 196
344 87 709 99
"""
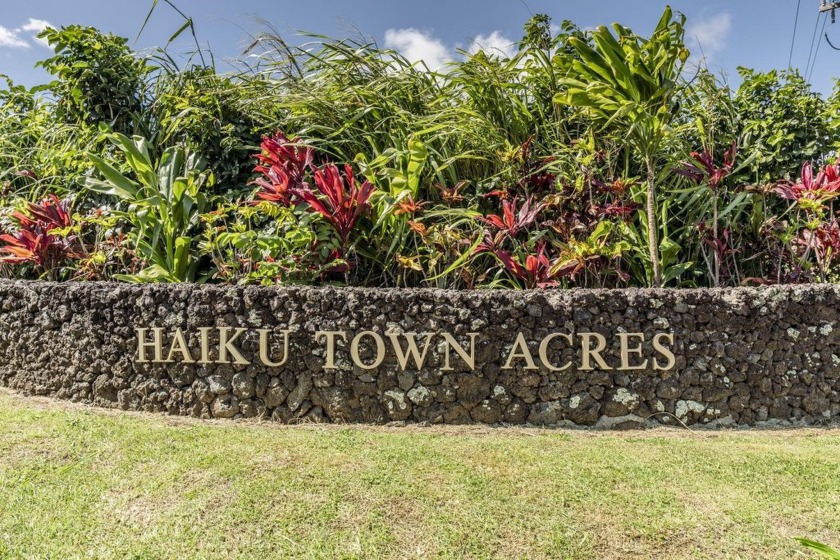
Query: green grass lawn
0 390 838 559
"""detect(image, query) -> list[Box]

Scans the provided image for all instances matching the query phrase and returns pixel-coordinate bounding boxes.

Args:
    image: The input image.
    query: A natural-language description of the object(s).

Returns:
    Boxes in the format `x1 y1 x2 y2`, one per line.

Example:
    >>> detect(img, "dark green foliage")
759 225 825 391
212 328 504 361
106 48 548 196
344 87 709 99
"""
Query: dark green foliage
152 68 273 194
37 26 149 135
0 76 98 197
735 68 834 184
521 14 553 52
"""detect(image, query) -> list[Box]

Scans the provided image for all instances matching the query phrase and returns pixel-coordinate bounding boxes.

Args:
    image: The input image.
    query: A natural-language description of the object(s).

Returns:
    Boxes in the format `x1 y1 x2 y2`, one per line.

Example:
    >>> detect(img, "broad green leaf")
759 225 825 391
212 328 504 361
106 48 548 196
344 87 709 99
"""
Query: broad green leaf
86 155 139 200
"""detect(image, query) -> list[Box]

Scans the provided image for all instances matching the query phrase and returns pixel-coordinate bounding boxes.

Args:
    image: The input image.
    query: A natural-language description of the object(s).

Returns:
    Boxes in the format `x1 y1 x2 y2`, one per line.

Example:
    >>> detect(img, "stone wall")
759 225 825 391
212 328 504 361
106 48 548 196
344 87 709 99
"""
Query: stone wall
0 280 838 428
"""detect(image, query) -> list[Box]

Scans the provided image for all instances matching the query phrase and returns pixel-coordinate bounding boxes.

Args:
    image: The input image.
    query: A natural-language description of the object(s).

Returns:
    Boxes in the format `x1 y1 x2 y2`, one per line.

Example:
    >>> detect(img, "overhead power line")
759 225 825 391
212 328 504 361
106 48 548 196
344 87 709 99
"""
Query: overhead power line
819 1 840 13
789 0 802 68
805 9 823 76
822 0 840 52
808 12 829 82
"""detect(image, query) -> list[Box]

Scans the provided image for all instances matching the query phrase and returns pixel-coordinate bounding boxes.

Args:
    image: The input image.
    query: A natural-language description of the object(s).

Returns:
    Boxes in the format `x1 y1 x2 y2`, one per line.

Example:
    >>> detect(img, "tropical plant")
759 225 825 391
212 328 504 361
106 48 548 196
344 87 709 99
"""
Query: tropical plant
0 195 79 279
297 164 375 246
677 143 738 285
252 131 315 204
2 4 840 291
774 161 840 216
37 26 149 135
555 6 689 287
84 133 213 282
736 69 834 185
151 67 273 194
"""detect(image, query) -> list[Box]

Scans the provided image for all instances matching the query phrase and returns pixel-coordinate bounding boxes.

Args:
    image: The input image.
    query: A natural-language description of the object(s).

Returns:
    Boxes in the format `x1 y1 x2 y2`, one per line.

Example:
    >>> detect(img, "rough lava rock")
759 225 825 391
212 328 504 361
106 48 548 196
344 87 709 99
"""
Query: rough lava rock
0 280 838 428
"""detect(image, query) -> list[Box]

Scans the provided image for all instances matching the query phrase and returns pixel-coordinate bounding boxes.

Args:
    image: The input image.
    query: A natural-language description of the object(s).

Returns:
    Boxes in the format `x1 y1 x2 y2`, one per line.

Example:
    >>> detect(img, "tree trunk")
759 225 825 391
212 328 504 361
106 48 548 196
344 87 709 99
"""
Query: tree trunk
712 194 719 287
646 158 662 288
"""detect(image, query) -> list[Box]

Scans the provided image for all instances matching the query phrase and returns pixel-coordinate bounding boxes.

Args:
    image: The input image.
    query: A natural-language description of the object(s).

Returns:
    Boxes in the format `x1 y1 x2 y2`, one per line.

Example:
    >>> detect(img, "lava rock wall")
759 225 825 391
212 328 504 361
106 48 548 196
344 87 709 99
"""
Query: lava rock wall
0 281 838 428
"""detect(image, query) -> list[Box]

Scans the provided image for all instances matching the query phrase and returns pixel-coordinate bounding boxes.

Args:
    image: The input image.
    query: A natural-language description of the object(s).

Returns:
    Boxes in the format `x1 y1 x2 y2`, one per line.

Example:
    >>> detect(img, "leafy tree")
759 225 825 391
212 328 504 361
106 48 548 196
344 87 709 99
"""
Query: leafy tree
555 7 689 287
735 68 833 185
521 14 553 52
822 79 840 160
37 26 149 135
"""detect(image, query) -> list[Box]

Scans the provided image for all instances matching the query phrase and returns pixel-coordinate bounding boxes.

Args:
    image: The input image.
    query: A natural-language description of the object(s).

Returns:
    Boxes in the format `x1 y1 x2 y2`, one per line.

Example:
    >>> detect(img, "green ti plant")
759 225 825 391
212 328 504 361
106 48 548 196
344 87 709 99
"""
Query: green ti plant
355 137 430 284
84 133 213 282
555 6 689 287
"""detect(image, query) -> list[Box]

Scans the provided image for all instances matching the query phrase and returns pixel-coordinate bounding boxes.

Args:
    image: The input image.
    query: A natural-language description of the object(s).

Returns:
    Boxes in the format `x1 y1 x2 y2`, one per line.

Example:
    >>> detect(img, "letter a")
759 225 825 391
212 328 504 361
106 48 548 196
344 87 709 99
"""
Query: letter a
502 333 539 370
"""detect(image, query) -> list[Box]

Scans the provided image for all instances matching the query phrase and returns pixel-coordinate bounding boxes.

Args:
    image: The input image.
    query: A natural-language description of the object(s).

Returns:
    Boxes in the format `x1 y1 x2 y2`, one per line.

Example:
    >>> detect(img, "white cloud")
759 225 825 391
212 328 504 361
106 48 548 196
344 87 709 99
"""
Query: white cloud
384 28 521 70
384 28 452 71
0 18 54 50
686 12 732 59
467 31 516 59
0 25 29 49
20 18 53 47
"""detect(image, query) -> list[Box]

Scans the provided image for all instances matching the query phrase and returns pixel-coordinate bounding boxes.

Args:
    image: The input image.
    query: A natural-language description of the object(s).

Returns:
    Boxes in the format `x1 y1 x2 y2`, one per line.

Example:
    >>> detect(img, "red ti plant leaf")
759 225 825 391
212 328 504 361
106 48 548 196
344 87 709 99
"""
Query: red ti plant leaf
592 178 633 197
493 249 528 283
479 196 545 238
473 229 506 256
813 220 840 262
676 142 737 192
0 195 78 272
773 161 840 213
252 131 315 205
296 164 376 245
794 219 840 280
591 200 640 220
490 242 567 289
482 190 510 201
517 135 557 192
23 195 72 234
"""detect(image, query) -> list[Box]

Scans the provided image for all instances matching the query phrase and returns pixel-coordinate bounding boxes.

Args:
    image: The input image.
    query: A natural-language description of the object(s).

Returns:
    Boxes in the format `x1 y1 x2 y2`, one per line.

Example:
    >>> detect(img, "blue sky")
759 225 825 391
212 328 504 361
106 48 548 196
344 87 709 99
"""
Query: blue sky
0 0 838 96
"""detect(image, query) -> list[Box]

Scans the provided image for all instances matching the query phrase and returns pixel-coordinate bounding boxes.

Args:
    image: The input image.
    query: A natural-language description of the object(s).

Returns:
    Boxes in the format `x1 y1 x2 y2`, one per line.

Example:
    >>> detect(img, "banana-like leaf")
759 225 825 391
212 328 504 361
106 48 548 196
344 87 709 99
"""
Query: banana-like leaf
405 138 428 198
85 155 139 200
110 134 156 189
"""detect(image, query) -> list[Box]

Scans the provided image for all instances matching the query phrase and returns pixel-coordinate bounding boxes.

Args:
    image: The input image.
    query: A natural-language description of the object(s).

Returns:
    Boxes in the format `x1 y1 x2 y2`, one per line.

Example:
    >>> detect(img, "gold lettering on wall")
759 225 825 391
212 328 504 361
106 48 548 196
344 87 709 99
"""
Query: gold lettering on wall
502 333 539 370
653 333 677 371
538 333 573 372
198 327 213 364
166 328 194 364
440 333 478 371
136 328 165 363
218 328 249 365
617 333 648 371
387 332 435 371
258 329 290 368
316 331 347 370
579 333 611 371
134 327 679 373
350 331 387 370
